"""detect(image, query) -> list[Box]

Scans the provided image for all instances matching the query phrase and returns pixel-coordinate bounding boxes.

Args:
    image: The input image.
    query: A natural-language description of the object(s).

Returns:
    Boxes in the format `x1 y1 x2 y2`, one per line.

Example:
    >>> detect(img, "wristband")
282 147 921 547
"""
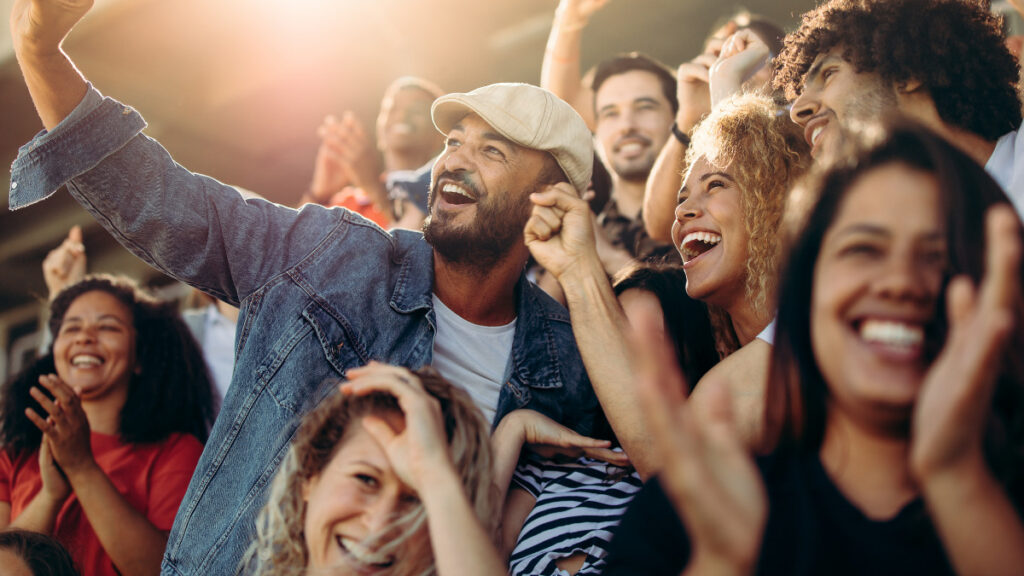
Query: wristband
671 122 691 147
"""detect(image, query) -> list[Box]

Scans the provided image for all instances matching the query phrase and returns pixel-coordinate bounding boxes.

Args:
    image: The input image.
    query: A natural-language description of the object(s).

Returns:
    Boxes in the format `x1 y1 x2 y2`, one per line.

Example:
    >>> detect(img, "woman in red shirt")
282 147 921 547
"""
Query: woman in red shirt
0 275 216 576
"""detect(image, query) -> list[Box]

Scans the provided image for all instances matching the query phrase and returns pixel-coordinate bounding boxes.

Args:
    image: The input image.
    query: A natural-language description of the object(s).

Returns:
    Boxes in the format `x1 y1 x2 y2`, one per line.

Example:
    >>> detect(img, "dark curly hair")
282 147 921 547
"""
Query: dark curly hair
774 0 1021 141
0 275 217 454
0 529 80 576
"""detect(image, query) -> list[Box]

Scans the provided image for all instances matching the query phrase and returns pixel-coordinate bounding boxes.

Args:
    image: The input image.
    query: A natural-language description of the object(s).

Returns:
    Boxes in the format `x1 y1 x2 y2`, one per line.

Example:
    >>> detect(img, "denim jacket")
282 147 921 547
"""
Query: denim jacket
9 87 600 575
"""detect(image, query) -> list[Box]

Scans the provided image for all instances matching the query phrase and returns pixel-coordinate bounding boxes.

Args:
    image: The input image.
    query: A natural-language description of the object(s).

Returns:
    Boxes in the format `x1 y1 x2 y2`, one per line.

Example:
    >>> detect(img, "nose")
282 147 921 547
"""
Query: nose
675 193 702 221
442 144 474 174
363 491 401 534
72 325 97 344
873 250 931 303
790 87 819 126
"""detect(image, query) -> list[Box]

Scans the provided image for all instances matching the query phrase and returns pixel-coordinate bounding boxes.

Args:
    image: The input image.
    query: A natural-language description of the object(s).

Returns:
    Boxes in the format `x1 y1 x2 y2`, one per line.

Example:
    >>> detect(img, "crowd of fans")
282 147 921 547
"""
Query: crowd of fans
3 0 1024 574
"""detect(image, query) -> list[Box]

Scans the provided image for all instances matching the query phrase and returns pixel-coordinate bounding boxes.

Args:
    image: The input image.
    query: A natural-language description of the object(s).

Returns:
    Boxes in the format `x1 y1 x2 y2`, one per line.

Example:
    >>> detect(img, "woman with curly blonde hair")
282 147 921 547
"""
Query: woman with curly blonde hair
240 363 498 576
676 92 809 356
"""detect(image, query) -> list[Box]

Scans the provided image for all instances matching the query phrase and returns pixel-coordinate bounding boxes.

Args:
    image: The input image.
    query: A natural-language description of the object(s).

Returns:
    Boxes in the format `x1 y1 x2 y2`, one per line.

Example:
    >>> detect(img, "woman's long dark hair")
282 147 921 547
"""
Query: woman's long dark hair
0 275 217 453
769 123 1024 488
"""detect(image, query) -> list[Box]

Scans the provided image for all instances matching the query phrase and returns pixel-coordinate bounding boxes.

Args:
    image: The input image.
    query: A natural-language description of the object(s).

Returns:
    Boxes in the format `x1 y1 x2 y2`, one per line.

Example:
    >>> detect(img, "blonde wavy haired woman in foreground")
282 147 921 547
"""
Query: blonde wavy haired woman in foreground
241 362 498 576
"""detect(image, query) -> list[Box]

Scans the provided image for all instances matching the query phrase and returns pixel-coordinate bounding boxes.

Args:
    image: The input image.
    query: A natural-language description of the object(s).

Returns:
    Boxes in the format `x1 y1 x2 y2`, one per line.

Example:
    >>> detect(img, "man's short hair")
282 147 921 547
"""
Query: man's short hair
591 52 679 115
774 0 1021 141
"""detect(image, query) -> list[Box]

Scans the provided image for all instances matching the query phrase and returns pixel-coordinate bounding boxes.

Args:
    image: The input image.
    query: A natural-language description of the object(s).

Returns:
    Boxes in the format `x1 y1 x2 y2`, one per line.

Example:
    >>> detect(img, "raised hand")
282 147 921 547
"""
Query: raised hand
311 112 382 197
556 0 611 30
341 363 454 492
10 0 95 55
43 225 86 301
25 374 95 476
524 183 600 281
633 303 765 576
709 29 771 107
911 205 1022 480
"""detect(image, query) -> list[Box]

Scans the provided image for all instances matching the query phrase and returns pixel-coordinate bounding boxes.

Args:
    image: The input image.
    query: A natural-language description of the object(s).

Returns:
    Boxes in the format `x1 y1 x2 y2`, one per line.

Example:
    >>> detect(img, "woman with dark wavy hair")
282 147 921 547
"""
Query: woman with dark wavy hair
604 123 1024 575
0 274 216 576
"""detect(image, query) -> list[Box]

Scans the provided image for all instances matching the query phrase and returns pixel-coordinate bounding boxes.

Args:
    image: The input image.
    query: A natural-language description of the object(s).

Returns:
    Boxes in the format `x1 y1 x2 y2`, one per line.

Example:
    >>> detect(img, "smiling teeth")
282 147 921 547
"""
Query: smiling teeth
441 183 473 200
71 355 103 367
680 231 722 259
811 126 824 145
340 537 393 567
860 320 923 348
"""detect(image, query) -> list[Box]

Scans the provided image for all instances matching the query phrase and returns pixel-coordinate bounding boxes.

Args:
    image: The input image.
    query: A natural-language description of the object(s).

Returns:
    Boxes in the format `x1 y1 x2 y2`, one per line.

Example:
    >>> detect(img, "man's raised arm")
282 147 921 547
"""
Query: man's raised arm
11 0 91 131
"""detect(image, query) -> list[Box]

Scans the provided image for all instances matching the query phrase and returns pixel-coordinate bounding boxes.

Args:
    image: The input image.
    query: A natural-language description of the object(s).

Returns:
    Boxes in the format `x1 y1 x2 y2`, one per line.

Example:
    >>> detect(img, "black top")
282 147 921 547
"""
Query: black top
601 451 956 576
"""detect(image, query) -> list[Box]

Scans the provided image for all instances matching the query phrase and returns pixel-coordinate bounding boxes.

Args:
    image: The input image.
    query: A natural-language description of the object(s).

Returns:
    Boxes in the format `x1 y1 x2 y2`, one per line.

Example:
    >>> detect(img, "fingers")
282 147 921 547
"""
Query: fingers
582 447 631 466
67 225 83 244
25 407 51 434
525 205 564 242
36 374 77 409
361 414 399 448
979 205 1022 316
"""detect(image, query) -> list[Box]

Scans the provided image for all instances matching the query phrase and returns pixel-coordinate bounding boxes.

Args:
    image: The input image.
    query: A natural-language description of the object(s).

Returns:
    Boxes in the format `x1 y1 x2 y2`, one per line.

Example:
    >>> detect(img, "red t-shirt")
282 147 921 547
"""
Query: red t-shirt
327 186 391 228
0 432 203 576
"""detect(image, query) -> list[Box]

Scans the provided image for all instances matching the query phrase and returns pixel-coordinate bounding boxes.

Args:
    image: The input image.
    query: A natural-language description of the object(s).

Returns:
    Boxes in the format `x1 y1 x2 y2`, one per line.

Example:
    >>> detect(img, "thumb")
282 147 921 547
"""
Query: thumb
68 225 83 244
361 415 398 448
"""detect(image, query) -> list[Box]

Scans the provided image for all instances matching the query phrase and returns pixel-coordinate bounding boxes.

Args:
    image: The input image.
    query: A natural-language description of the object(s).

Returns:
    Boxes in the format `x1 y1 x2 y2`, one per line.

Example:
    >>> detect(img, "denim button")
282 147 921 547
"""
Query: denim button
10 181 16 189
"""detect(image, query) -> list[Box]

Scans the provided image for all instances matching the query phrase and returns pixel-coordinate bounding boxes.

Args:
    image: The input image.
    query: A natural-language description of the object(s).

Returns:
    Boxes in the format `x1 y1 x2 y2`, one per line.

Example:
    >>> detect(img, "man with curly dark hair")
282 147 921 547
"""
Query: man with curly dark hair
775 0 1024 215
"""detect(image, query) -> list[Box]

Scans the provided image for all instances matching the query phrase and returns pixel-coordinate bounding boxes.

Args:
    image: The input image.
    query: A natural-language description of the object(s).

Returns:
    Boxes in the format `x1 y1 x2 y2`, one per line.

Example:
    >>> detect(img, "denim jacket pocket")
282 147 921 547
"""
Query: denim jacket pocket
255 301 365 415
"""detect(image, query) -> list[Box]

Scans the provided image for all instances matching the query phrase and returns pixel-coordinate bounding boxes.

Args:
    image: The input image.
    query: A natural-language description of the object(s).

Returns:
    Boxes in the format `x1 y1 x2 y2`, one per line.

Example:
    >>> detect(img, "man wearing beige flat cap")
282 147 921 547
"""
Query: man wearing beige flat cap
8 2 601 572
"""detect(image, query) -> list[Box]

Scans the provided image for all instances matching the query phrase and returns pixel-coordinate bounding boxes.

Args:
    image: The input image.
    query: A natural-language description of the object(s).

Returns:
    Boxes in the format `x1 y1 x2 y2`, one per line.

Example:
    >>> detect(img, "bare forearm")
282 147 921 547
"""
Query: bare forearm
14 45 88 132
560 261 656 478
541 10 594 129
491 416 527 505
10 493 64 535
67 463 167 576
644 138 686 243
420 467 506 576
923 458 1024 576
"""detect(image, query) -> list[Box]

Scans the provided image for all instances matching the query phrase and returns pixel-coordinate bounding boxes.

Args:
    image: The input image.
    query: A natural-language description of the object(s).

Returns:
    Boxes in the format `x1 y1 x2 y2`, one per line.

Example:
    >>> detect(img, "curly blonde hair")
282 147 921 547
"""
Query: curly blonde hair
684 93 810 352
239 368 495 576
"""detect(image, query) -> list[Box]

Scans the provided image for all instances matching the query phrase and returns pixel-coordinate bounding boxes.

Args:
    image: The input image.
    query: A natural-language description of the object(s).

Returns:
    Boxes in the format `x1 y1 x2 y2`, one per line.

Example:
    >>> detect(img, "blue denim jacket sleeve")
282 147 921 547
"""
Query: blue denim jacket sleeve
9 85 346 306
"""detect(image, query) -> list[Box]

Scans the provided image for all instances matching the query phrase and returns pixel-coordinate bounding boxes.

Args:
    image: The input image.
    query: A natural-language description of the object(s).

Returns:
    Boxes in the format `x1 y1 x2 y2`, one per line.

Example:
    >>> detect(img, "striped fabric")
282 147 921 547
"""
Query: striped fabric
508 452 643 576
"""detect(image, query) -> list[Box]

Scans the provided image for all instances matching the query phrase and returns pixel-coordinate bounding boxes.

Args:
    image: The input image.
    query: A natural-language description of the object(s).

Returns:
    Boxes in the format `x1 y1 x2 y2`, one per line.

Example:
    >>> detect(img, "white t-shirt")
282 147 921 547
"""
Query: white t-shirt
986 128 1024 219
431 295 516 423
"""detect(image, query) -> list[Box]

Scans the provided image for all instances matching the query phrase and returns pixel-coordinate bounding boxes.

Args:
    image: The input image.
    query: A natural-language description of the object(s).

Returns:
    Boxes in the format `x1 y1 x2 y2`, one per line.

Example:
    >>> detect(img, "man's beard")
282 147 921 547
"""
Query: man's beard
423 174 534 273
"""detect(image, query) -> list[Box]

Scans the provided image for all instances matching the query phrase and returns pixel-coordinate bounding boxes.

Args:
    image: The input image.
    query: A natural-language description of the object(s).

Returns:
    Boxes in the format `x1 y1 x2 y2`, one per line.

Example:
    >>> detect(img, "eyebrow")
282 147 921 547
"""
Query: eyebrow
449 124 513 146
63 314 129 324
352 460 385 473
699 171 736 183
833 223 945 242
804 55 839 87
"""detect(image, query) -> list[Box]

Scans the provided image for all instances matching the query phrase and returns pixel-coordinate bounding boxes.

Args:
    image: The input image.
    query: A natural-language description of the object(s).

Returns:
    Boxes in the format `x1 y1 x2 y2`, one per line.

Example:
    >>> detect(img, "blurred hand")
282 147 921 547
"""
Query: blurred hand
632 302 765 576
911 206 1021 480
43 225 86 301
675 21 736 132
26 374 95 476
310 112 382 200
11 0 95 55
342 363 454 492
524 183 600 281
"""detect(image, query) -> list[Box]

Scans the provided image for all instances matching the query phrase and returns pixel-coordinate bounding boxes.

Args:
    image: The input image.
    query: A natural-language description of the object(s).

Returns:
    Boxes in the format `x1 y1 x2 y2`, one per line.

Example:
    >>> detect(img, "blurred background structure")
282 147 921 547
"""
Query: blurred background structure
0 0 817 377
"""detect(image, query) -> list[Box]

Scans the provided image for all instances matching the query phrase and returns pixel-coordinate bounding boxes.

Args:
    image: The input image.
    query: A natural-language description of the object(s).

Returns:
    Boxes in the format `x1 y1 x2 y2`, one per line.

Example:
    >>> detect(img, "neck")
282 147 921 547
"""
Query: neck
940 125 997 167
81 394 126 436
384 148 438 173
432 248 526 325
819 406 918 519
725 297 768 346
898 92 998 166
610 176 647 219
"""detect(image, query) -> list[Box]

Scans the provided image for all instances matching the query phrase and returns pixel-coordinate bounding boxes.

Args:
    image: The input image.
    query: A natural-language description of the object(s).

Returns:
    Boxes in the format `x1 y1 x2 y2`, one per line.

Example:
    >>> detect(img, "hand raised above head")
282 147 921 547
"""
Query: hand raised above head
43 225 87 301
709 29 771 107
11 0 95 56
556 0 611 30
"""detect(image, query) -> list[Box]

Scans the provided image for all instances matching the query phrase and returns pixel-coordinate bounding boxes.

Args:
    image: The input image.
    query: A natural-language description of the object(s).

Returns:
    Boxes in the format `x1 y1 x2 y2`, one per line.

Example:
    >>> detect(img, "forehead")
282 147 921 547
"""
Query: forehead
831 163 943 232
64 290 133 320
595 70 668 106
385 87 435 111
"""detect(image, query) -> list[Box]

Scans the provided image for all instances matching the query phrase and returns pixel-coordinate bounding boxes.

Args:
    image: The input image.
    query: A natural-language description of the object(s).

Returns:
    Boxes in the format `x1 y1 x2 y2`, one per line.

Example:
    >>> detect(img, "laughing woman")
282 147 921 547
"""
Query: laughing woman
0 275 216 576
604 124 1024 575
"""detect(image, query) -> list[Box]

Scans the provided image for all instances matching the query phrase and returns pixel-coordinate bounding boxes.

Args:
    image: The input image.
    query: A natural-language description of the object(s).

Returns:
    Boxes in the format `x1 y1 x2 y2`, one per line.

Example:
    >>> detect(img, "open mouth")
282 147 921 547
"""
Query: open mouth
336 536 395 571
680 231 722 262
439 182 477 206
